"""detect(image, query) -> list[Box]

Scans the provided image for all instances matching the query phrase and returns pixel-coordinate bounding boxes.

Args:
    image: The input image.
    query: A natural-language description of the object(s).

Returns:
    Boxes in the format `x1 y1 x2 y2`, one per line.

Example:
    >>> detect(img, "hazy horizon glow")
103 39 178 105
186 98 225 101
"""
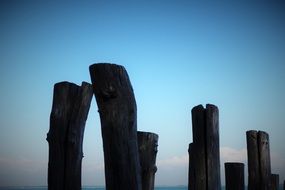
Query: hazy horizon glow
1 0 285 187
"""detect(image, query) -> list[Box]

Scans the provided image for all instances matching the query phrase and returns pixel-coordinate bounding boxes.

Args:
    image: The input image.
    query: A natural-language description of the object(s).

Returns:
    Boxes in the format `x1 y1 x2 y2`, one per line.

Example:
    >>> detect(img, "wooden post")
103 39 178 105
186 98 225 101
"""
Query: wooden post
89 63 142 190
64 82 93 190
137 131 158 190
188 143 194 190
205 104 221 190
270 174 279 190
246 130 260 190
47 81 93 190
258 131 271 190
224 162 245 190
191 105 207 190
283 180 285 190
189 104 221 190
246 130 272 190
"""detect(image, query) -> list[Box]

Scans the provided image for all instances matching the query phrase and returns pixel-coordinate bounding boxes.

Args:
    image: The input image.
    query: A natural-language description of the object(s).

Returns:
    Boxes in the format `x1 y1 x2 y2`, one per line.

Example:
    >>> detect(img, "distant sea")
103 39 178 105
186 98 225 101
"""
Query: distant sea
0 186 283 190
0 187 190 190
1 187 189 190
0 186 223 190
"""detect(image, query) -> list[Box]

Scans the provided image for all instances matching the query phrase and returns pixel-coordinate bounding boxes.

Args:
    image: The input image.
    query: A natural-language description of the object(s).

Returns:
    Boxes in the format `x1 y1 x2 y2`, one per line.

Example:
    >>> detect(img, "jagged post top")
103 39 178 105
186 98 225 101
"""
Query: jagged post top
54 81 91 88
89 63 136 114
258 130 269 137
137 131 159 154
191 104 219 112
54 81 78 88
137 131 159 140
89 63 123 68
89 63 134 92
89 63 131 88
246 130 269 137
246 130 258 134
50 81 92 118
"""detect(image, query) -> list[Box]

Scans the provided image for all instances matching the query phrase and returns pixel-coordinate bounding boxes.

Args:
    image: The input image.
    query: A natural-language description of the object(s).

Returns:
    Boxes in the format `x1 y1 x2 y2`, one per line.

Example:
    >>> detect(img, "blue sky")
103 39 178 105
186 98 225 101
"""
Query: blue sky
0 0 285 187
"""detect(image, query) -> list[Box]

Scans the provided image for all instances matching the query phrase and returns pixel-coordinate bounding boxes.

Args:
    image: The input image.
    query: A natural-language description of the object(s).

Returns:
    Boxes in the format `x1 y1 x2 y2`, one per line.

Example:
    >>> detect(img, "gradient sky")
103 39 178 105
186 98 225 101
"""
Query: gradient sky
0 0 285 187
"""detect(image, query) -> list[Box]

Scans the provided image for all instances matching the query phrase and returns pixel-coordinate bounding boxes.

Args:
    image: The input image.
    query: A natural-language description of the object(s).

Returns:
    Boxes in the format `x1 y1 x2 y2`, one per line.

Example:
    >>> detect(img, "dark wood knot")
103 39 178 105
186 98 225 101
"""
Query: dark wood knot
101 84 117 100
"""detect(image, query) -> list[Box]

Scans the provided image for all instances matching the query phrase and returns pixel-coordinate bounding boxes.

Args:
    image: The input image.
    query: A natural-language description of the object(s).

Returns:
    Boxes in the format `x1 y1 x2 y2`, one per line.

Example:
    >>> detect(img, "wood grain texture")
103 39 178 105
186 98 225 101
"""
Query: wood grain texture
258 131 271 190
225 162 245 190
189 104 221 190
64 82 93 190
188 143 194 190
270 174 279 190
47 81 93 190
191 105 207 190
138 131 158 190
89 63 142 190
246 130 260 190
205 104 221 190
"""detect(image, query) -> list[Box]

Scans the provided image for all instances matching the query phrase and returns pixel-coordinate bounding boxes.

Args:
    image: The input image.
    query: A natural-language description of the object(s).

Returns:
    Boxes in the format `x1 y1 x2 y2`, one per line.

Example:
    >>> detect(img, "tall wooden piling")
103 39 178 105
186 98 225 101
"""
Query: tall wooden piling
188 143 194 190
246 130 260 190
47 81 93 190
191 105 207 190
270 174 279 190
205 104 221 190
189 104 221 190
258 131 271 190
138 131 158 190
224 162 245 190
89 63 142 190
246 130 272 190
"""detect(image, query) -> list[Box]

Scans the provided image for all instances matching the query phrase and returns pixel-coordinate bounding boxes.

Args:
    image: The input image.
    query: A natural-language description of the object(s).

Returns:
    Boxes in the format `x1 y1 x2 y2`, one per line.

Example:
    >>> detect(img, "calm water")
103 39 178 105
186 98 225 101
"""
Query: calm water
0 187 189 190
0 188 188 190
0 186 283 190
0 187 213 190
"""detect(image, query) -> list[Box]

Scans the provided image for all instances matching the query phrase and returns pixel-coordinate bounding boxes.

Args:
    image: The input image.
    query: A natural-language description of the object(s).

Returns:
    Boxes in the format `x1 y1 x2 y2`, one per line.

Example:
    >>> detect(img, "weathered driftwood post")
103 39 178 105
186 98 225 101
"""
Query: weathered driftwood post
47 82 93 190
246 130 260 190
258 131 271 190
89 63 142 190
190 105 207 190
189 104 221 190
246 130 272 190
188 143 194 190
205 104 220 190
224 162 245 190
138 131 158 190
270 174 279 190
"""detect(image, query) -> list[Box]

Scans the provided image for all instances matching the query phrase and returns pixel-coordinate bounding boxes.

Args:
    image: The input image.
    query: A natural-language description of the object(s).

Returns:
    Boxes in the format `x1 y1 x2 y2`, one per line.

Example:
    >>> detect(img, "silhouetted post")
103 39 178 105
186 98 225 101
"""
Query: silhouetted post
188 143 194 190
47 82 93 190
189 104 221 190
246 130 260 190
283 180 285 190
89 63 142 190
224 162 245 190
246 130 272 190
206 104 221 190
258 131 271 190
190 105 207 190
270 174 279 190
138 131 158 190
